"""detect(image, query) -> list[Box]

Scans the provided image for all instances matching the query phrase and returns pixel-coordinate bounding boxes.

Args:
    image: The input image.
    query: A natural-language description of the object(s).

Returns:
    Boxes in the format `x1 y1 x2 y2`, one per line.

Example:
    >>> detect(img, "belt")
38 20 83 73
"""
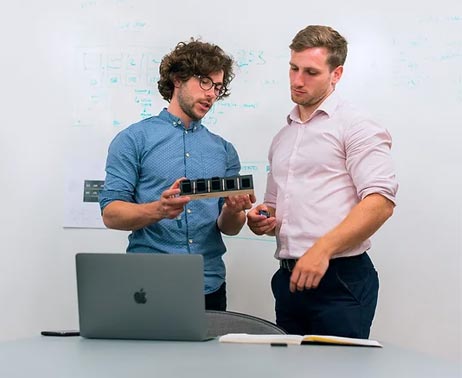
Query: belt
279 252 368 272
279 259 297 272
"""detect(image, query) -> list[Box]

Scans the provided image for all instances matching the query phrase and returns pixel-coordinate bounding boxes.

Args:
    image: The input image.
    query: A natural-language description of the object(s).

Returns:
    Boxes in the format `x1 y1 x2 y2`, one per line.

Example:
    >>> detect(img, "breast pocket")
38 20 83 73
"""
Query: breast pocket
201 152 228 178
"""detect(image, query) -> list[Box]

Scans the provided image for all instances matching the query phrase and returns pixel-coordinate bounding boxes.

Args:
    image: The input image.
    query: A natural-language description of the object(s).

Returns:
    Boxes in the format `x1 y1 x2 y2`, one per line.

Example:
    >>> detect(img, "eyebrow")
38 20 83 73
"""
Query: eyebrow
290 62 314 70
200 75 224 86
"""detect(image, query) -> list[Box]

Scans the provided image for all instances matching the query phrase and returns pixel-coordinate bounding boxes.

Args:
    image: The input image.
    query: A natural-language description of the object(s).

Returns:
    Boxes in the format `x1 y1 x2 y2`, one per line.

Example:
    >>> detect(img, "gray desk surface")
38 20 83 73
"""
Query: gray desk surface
0 336 459 377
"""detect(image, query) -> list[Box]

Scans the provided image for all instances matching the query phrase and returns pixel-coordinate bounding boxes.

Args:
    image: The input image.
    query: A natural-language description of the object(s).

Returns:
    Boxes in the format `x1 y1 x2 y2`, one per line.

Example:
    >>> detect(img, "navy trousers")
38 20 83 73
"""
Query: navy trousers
271 252 379 338
205 282 227 311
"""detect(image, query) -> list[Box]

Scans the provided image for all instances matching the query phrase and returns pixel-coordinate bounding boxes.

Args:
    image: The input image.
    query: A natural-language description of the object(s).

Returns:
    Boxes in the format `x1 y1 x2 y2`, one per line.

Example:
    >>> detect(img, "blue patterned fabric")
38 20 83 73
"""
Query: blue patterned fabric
99 108 241 294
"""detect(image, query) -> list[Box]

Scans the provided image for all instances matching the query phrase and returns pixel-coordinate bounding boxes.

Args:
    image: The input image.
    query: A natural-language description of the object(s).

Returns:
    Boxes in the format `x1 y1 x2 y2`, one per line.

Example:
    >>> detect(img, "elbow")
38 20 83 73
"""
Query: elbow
382 198 395 221
102 211 115 229
101 207 123 230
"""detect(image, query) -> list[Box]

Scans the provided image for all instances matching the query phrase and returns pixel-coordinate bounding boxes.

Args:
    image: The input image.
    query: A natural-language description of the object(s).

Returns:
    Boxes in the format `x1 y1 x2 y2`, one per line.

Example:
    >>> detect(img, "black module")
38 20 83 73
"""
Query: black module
180 180 192 194
210 177 222 191
239 176 252 189
225 177 236 190
196 179 207 193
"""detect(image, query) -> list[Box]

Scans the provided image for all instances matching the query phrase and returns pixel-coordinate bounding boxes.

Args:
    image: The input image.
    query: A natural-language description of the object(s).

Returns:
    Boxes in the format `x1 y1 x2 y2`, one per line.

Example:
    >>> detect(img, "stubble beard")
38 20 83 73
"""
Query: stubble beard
177 90 202 122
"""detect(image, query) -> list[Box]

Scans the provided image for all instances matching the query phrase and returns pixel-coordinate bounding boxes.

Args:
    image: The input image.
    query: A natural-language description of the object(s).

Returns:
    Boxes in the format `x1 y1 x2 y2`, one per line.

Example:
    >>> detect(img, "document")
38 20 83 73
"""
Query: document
218 333 382 347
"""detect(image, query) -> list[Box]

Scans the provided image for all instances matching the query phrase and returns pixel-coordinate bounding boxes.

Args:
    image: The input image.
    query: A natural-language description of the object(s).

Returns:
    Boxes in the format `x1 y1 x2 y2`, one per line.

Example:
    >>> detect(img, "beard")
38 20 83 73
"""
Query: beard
290 87 330 108
177 87 211 122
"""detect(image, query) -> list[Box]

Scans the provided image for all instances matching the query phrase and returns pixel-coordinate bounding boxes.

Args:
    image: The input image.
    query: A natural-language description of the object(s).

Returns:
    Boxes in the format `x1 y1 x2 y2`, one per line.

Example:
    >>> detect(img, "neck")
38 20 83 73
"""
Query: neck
167 101 192 129
298 88 334 122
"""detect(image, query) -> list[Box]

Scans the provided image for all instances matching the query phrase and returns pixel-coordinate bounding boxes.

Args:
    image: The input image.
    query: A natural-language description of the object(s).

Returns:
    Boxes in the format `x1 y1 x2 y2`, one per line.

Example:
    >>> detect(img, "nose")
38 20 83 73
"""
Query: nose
204 86 218 98
291 71 304 87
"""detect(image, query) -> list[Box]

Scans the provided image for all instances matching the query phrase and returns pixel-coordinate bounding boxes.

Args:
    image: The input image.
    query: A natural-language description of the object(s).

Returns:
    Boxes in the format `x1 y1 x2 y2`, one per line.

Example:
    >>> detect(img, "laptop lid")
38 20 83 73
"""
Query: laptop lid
75 253 208 341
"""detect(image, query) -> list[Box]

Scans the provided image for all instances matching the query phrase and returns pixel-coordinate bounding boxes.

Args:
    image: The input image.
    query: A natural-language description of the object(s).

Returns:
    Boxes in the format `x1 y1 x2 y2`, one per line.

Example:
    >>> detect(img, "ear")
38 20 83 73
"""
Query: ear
173 77 182 88
331 65 343 85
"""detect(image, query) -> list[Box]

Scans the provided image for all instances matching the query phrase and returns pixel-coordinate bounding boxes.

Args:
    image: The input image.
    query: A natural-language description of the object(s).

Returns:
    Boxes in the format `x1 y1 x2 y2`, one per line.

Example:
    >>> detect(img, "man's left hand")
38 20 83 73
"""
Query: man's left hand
290 246 330 292
224 193 256 214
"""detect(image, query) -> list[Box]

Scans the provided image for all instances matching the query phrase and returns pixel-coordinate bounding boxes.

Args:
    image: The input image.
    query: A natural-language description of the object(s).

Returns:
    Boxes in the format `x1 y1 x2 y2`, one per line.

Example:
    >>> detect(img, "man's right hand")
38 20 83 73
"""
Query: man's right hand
157 178 191 219
102 178 191 231
246 205 277 235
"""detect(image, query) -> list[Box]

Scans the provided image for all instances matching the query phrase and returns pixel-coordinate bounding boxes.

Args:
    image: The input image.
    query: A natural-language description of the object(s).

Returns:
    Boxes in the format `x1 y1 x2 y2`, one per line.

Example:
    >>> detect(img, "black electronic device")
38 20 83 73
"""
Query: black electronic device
258 210 270 218
178 175 254 200
41 330 80 337
179 179 192 194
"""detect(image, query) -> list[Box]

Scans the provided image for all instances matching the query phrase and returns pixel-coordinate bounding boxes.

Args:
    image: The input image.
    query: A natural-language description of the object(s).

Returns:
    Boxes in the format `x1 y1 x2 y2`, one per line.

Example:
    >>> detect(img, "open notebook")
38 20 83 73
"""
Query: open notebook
219 333 382 347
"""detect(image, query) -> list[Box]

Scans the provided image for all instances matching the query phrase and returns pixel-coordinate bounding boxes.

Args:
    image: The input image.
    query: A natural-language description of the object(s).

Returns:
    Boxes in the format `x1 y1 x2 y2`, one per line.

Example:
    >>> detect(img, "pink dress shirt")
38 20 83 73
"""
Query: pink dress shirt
264 91 398 260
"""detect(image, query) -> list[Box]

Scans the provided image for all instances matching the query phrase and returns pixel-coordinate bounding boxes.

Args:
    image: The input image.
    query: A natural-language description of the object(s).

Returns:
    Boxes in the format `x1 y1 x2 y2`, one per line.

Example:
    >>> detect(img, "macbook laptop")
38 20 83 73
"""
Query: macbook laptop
75 252 209 341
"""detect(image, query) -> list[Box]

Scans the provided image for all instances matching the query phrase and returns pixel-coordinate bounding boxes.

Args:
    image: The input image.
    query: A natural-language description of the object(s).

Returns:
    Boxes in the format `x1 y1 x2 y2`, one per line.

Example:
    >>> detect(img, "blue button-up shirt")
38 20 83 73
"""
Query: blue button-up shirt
99 109 241 294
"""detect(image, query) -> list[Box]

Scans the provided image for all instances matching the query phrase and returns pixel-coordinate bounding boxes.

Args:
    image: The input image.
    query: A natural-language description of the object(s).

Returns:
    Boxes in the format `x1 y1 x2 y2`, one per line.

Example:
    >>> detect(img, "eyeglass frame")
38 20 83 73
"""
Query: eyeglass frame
193 75 226 97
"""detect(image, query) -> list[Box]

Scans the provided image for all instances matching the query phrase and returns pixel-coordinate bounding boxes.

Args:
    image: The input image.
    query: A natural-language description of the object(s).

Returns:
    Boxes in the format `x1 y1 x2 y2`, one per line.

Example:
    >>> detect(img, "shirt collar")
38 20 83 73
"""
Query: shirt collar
158 108 203 131
287 90 340 125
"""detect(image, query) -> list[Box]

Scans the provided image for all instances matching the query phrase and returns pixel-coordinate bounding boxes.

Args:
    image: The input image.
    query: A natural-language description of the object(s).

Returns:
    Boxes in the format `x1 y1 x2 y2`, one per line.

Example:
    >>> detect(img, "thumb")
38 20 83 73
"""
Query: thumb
170 177 187 190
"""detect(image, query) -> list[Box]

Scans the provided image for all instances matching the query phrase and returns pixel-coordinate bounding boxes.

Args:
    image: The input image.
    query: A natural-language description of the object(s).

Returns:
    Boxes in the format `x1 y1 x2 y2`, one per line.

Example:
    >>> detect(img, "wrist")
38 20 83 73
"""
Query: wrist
311 238 336 259
143 201 164 223
222 203 245 216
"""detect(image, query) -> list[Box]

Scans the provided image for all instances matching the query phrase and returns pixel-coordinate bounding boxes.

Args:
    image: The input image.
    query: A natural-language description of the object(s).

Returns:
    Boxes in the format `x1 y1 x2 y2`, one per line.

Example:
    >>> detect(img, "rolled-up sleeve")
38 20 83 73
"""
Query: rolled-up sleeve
345 120 398 205
263 139 278 209
99 131 139 211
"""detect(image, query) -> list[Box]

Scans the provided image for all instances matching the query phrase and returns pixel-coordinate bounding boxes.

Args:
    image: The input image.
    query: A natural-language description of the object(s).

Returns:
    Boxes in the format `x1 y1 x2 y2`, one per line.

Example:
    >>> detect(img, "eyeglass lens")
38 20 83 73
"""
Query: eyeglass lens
197 76 225 96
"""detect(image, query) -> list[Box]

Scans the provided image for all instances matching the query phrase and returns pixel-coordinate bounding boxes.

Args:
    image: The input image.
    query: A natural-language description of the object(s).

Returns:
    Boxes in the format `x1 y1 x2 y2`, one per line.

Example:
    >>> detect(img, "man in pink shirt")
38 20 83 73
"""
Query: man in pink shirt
247 25 398 338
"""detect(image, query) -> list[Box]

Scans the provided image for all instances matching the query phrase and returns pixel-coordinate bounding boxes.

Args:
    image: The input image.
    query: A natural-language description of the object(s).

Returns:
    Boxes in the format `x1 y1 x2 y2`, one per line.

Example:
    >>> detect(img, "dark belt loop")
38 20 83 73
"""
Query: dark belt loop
279 259 297 272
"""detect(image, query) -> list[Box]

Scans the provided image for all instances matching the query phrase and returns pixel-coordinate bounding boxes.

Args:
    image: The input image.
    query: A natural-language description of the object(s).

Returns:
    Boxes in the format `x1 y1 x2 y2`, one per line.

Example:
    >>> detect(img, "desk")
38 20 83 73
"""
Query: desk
0 337 459 377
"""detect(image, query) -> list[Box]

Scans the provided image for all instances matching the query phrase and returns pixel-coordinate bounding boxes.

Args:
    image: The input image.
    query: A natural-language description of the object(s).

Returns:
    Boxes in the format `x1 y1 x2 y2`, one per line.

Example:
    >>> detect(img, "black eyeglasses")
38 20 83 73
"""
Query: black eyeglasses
194 75 226 97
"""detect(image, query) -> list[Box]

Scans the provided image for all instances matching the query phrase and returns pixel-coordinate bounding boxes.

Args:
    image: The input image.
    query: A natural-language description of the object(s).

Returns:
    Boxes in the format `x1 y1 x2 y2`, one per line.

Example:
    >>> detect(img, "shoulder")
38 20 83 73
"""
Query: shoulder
112 116 166 143
333 99 391 142
201 126 237 151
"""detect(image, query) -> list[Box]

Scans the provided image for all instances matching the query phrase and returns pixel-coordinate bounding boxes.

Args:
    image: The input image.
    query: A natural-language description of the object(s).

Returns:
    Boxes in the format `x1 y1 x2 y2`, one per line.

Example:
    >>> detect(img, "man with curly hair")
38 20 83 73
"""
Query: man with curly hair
100 39 254 310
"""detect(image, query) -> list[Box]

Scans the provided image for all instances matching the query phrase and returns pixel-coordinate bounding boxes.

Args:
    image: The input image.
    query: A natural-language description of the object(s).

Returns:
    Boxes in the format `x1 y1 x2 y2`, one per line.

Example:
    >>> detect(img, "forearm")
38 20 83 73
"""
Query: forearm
313 194 395 258
102 200 163 231
217 205 246 235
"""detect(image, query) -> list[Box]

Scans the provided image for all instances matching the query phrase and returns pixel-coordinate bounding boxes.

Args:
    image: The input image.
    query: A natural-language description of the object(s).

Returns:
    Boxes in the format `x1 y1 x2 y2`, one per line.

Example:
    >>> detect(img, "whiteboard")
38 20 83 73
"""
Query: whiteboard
1 0 461 362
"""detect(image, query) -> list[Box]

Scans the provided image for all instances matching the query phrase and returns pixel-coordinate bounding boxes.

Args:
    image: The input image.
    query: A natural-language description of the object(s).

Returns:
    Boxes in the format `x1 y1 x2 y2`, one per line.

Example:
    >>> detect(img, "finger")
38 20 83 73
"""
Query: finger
162 188 181 199
310 275 321 289
169 177 187 190
167 196 190 207
242 197 253 209
304 274 315 290
265 218 277 229
289 270 301 293
247 205 267 219
225 198 236 208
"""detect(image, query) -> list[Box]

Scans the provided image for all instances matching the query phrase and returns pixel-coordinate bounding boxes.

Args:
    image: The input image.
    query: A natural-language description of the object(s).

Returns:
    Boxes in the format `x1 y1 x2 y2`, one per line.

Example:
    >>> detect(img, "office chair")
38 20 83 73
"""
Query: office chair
205 310 286 338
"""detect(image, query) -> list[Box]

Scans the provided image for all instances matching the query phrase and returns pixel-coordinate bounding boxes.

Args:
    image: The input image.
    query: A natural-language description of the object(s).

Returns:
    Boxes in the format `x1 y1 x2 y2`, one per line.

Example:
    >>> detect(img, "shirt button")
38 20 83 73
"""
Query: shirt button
189 239 193 244
185 152 190 158
185 130 188 134
187 209 192 214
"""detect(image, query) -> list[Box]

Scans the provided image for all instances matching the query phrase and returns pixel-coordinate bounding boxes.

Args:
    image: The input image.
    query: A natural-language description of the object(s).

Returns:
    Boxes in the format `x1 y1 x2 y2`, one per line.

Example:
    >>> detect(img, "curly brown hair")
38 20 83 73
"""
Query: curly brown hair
158 38 235 102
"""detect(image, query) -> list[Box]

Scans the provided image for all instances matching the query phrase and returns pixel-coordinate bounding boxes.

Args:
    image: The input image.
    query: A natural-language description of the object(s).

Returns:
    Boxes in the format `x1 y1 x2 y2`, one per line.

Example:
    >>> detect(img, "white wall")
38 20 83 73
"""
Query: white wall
1 0 460 362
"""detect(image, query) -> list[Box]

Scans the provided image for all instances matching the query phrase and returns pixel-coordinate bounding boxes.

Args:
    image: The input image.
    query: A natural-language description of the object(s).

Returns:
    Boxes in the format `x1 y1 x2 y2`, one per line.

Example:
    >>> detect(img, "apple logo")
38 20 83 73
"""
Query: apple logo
133 288 147 304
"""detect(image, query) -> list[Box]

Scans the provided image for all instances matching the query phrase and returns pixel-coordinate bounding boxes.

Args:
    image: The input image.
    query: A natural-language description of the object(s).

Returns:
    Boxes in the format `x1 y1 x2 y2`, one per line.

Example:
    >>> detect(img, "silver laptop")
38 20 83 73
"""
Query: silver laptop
75 253 208 341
